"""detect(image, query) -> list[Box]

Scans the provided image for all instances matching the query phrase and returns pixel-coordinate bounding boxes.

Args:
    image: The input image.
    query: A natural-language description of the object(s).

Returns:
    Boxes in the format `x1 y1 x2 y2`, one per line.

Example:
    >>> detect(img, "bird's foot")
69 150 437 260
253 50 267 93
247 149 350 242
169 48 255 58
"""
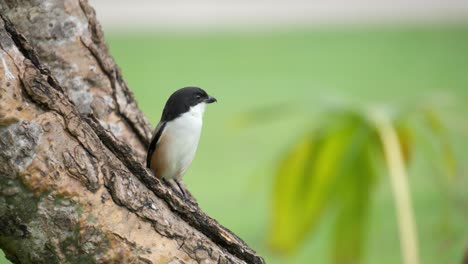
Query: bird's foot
162 178 197 206
174 179 197 206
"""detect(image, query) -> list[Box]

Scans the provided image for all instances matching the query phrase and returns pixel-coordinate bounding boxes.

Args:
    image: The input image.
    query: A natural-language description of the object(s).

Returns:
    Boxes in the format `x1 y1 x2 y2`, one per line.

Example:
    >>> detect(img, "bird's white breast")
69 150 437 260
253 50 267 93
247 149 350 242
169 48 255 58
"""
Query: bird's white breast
160 103 206 179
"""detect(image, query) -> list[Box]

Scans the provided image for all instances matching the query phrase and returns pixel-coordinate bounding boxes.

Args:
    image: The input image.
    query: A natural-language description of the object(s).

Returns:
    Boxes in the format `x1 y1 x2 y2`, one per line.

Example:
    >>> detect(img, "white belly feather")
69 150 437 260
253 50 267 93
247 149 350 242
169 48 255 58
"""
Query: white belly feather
159 103 205 179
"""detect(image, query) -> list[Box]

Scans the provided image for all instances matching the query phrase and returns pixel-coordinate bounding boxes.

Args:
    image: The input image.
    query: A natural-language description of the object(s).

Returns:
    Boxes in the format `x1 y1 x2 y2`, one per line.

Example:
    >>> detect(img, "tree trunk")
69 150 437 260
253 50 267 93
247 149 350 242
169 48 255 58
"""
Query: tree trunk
0 1 264 263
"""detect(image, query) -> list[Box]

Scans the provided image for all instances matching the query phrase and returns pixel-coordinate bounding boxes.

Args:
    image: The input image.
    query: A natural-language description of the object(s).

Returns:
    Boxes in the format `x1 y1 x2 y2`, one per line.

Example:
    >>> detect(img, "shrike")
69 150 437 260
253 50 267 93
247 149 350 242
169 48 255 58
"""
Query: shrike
146 87 217 197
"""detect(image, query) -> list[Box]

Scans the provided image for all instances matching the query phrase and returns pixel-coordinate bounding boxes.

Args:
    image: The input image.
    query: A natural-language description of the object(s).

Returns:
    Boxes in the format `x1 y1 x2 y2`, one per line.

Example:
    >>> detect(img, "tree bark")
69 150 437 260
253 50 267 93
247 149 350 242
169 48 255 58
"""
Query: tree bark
0 1 264 263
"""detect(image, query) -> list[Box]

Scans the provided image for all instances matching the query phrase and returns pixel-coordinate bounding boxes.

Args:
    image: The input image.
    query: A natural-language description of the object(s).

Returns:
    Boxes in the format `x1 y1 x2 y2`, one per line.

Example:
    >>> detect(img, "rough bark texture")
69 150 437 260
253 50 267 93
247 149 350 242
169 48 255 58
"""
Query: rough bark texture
0 1 264 263
0 0 152 160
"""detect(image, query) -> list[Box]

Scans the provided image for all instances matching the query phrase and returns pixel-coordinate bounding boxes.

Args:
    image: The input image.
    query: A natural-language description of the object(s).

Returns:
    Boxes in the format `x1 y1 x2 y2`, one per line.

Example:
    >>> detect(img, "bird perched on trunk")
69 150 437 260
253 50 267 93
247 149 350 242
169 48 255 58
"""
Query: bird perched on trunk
146 87 217 198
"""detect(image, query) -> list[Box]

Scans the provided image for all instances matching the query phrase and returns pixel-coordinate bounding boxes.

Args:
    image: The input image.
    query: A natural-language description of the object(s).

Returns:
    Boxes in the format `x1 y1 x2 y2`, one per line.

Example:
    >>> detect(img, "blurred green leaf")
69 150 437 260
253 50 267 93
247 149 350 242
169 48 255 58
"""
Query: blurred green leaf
395 123 413 165
331 132 376 264
269 135 313 252
421 108 457 178
269 112 374 254
299 116 362 242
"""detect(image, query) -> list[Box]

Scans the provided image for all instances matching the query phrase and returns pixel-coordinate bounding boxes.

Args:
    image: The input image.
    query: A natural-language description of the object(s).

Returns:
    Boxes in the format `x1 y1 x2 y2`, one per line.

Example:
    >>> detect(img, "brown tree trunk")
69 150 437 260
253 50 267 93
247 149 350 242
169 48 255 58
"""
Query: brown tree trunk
0 1 264 263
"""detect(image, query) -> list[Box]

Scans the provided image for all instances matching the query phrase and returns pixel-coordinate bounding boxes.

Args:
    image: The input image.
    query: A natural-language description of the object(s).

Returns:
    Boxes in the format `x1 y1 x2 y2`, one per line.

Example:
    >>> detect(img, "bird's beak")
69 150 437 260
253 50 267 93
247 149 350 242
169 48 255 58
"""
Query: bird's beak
205 96 217 104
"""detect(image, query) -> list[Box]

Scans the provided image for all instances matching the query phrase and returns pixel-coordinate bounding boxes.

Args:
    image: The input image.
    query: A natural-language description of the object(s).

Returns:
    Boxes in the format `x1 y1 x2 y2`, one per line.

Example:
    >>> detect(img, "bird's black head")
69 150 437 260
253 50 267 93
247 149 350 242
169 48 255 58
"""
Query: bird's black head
161 87 217 122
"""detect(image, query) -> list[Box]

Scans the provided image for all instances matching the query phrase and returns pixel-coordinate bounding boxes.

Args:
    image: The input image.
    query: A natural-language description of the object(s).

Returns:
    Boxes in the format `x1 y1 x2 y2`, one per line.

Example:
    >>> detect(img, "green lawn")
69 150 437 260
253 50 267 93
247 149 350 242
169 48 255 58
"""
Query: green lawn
2 25 468 263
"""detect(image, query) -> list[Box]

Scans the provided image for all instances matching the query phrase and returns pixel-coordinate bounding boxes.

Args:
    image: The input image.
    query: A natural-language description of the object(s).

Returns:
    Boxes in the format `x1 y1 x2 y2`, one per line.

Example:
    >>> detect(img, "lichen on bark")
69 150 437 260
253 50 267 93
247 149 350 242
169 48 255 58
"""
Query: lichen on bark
0 121 42 175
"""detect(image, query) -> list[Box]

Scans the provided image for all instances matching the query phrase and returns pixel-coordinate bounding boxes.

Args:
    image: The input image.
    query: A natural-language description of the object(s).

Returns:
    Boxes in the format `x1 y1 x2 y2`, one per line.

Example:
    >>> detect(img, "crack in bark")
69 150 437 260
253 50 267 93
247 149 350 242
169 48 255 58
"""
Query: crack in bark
79 36 151 150
1 14 63 94
78 0 152 147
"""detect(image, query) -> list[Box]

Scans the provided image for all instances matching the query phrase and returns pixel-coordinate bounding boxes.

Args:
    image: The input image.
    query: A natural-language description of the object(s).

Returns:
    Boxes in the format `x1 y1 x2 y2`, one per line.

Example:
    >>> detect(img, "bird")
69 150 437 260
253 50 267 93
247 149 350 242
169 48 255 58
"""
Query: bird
146 87 217 198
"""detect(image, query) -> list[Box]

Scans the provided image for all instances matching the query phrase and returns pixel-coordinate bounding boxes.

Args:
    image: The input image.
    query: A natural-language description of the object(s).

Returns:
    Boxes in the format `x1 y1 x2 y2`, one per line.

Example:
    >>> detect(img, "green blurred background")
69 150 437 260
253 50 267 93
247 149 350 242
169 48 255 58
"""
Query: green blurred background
109 27 468 264
2 2 468 263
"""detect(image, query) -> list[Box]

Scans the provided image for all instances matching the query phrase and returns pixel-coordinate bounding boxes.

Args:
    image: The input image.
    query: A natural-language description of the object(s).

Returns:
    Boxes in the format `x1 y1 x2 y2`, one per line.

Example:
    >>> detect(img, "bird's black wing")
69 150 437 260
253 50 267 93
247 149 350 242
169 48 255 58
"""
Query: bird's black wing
146 121 167 169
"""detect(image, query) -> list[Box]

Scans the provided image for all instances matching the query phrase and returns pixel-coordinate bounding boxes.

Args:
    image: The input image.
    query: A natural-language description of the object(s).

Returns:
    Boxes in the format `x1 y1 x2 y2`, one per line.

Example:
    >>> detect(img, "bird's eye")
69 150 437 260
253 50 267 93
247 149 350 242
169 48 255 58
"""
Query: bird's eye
196 95 201 100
